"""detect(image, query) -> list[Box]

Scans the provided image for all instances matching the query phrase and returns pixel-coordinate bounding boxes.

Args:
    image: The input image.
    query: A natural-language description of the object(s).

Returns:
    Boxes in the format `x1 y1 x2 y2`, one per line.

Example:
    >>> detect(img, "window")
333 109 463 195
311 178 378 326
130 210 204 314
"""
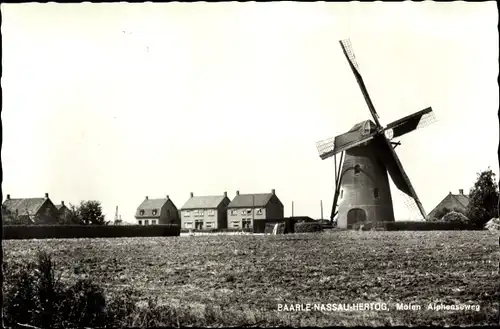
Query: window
206 222 213 228
139 210 145 216
246 209 252 215
152 220 157 225
185 222 193 229
138 220 143 225
208 210 215 216
230 210 237 215
231 221 240 228
241 209 246 215
184 211 191 217
145 220 149 225
340 189 344 199
374 188 379 199
198 210 204 217
354 164 361 174
152 209 157 216
256 208 263 215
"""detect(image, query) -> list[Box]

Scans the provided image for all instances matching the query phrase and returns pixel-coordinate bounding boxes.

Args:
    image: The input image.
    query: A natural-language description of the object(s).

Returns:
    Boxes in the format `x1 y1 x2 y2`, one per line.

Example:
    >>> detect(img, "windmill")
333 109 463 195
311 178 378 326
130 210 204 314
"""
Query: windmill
316 39 436 229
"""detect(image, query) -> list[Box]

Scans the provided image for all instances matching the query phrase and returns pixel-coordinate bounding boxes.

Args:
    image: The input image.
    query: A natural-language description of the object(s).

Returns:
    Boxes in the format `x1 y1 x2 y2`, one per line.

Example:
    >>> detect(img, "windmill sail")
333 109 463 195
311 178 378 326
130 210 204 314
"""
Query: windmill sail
375 135 427 219
384 107 436 139
339 39 382 128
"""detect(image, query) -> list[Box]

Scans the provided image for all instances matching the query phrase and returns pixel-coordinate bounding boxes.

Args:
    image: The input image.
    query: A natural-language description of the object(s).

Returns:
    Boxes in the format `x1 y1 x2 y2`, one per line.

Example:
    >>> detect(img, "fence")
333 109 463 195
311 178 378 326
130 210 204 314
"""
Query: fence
2 224 181 239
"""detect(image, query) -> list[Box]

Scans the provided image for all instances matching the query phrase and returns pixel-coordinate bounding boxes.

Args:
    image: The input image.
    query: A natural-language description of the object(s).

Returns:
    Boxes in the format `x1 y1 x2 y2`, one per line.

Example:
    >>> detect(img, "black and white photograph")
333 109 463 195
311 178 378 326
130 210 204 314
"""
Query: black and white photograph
1 2 499 327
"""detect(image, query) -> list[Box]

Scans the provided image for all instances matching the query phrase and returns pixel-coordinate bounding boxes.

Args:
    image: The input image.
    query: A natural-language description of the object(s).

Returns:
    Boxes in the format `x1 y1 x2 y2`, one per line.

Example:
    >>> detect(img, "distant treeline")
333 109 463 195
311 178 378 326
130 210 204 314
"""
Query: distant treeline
2 224 181 240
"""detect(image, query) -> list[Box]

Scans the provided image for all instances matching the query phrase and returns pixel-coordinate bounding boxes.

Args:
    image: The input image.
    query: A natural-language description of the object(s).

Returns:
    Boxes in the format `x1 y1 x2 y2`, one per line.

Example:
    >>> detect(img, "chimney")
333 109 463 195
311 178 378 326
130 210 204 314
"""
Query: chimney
459 189 464 195
7 194 10 200
190 192 194 198
224 191 227 198
166 195 170 200
145 196 149 200
45 193 49 199
271 189 276 195
61 201 65 206
236 190 240 196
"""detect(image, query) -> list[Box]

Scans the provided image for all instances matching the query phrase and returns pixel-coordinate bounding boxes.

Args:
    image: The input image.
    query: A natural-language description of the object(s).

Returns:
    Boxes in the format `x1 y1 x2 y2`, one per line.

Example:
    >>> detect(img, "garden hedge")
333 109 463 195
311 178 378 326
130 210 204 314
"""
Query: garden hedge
350 221 481 231
294 222 324 233
2 224 181 240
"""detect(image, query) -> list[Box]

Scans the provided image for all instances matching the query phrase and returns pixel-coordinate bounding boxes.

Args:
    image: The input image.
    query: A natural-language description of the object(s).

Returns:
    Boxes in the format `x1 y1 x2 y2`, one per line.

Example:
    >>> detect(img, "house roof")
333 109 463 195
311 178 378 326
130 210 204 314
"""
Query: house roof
54 204 68 210
181 195 227 210
3 198 48 216
227 193 274 208
428 192 470 218
452 194 469 208
135 197 171 218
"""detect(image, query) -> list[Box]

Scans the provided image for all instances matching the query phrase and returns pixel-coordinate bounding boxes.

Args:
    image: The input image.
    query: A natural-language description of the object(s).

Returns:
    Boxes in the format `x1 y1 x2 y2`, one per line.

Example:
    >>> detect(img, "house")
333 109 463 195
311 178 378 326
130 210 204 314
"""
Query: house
55 201 73 222
2 193 59 224
135 195 180 225
427 189 470 219
226 189 284 229
180 192 231 230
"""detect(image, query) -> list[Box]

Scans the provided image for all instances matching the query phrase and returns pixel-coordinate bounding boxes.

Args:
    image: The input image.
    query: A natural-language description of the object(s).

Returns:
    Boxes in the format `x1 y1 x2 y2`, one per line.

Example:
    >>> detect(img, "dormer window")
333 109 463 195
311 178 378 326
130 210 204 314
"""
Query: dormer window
139 210 145 216
152 209 158 216
354 164 361 174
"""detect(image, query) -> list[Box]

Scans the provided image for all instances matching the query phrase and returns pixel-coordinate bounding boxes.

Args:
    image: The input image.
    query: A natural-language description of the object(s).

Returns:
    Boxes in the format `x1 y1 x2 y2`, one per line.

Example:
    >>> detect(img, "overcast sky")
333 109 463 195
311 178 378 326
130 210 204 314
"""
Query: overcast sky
2 2 498 223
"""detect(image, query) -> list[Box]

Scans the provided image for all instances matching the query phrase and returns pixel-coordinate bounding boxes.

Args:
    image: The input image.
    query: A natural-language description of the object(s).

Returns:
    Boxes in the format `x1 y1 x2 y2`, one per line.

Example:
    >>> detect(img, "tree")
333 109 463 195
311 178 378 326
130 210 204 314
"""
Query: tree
78 201 108 225
466 168 499 228
58 203 85 225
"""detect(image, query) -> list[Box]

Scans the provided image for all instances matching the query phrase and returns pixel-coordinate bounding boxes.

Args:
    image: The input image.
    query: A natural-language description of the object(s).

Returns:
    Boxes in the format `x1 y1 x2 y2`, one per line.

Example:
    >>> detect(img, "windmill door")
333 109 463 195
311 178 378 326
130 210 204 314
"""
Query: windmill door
347 208 367 227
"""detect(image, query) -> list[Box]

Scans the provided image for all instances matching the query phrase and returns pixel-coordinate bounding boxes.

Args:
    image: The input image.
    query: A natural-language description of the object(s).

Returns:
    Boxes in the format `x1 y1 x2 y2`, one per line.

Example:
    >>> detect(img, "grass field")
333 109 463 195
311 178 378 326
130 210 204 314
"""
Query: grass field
3 231 500 327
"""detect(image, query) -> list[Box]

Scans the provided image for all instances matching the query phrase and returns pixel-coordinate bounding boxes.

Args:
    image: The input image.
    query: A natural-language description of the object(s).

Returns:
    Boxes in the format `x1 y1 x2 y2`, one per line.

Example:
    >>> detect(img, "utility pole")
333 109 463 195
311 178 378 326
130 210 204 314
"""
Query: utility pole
320 200 324 220
292 201 294 217
252 194 255 230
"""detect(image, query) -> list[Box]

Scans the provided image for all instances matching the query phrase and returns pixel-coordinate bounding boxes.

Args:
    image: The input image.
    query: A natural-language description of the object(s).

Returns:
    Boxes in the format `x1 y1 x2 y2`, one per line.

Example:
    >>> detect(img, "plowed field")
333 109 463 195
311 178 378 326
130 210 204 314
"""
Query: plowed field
3 231 499 326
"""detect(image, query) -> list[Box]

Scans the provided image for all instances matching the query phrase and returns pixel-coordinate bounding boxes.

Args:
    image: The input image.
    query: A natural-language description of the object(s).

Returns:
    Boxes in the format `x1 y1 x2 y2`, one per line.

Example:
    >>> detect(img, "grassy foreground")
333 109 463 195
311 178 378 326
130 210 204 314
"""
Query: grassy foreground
3 231 499 327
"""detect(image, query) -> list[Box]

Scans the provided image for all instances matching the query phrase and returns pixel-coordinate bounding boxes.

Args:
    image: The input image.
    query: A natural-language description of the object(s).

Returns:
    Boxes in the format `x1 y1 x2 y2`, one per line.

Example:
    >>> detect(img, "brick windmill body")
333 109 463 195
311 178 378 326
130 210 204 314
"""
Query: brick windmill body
316 39 436 229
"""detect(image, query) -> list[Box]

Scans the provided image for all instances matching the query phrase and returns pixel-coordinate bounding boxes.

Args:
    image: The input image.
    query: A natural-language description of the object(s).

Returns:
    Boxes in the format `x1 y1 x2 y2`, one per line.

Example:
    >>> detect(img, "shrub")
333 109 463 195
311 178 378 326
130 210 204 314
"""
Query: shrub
294 222 323 233
440 211 470 224
432 207 466 220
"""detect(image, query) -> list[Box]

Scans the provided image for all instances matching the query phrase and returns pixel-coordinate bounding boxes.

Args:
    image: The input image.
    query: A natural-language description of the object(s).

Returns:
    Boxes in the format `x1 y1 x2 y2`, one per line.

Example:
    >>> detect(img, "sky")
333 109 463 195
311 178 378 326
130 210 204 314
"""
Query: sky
2 2 498 223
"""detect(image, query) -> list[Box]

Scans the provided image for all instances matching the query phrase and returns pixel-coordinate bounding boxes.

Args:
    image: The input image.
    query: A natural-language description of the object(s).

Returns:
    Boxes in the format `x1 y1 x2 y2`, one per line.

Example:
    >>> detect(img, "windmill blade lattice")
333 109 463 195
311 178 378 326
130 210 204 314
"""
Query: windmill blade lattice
399 190 426 221
316 137 336 160
413 109 436 131
340 39 360 72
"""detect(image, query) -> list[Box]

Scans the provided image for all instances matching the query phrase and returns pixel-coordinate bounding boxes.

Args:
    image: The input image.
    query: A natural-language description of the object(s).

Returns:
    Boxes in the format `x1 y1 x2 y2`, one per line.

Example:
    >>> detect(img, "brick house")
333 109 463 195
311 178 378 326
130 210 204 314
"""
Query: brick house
427 189 470 220
226 189 284 229
135 195 180 225
180 192 231 230
2 193 59 224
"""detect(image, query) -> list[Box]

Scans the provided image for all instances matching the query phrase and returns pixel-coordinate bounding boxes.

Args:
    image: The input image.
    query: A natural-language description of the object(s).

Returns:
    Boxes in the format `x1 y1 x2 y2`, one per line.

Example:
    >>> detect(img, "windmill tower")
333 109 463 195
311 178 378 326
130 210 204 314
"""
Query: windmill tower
316 39 436 229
